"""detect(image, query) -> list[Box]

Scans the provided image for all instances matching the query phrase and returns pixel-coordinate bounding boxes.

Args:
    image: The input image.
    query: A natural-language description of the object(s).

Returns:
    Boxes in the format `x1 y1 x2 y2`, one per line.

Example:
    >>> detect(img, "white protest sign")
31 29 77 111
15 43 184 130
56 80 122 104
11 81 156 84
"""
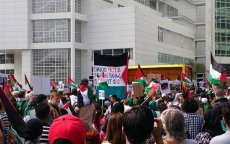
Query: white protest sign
99 90 105 100
32 76 50 95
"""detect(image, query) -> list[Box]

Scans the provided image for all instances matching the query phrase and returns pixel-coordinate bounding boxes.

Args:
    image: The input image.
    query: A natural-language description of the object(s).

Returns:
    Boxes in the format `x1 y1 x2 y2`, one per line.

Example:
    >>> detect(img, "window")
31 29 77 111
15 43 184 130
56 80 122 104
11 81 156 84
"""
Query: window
94 48 133 59
167 5 178 17
0 54 14 64
134 0 157 10
33 19 70 43
215 0 230 57
75 21 81 42
75 0 81 12
158 53 193 64
158 27 164 42
32 0 70 14
33 49 72 82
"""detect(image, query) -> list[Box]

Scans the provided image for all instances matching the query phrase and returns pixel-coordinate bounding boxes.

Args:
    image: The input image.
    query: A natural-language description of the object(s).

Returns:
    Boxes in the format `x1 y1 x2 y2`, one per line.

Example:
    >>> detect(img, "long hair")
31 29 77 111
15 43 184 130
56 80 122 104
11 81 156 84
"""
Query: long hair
104 113 125 144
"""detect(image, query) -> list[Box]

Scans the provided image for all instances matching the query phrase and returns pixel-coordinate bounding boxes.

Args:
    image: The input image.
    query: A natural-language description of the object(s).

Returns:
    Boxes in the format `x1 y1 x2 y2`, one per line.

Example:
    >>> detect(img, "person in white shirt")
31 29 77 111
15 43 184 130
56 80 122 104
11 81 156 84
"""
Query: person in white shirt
210 102 230 144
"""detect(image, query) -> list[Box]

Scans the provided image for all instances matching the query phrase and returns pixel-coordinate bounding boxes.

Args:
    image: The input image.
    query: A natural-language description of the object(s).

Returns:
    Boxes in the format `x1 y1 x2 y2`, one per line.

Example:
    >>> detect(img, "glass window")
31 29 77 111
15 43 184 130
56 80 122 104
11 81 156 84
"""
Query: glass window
33 19 70 43
32 0 70 14
158 53 193 64
75 21 81 42
113 49 124 55
102 49 112 55
33 49 73 83
167 5 178 17
158 27 164 42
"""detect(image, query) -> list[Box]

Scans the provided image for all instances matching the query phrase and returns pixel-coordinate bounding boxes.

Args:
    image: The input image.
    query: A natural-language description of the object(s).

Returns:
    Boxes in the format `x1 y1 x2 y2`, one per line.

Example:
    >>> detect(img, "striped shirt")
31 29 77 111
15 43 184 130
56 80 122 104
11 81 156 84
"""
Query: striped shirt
0 112 11 144
40 126 50 144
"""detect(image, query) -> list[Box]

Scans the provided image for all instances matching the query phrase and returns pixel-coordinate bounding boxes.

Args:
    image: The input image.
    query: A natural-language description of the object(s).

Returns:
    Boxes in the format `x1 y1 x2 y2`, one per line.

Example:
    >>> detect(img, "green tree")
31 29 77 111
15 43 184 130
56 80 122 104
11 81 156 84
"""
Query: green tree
186 61 206 79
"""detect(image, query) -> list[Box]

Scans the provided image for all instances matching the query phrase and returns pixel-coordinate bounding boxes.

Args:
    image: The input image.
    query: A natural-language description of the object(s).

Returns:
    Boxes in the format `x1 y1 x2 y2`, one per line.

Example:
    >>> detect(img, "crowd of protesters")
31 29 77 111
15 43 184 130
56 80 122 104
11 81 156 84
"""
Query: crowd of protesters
0 78 230 144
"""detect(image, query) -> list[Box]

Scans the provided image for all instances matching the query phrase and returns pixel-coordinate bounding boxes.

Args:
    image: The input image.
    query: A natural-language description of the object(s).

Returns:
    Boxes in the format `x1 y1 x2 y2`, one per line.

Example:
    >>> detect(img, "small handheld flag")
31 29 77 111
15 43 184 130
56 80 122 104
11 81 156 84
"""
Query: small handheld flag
135 64 147 88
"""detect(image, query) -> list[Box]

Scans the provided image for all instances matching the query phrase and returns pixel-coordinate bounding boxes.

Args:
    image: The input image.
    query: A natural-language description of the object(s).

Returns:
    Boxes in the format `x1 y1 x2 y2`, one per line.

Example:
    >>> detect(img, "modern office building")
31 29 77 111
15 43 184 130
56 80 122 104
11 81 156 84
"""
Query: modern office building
0 0 228 85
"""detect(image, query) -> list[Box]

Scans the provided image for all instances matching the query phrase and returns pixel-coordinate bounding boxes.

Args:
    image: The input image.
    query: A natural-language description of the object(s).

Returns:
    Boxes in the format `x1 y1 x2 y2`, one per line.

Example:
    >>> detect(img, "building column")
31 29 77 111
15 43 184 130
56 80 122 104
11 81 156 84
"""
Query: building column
21 50 32 89
71 0 76 81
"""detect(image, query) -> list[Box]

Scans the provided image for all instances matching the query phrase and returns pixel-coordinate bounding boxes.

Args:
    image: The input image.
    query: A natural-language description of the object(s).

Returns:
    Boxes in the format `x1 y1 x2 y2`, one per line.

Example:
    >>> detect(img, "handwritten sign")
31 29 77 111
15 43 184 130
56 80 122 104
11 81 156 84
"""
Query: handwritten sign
93 65 126 86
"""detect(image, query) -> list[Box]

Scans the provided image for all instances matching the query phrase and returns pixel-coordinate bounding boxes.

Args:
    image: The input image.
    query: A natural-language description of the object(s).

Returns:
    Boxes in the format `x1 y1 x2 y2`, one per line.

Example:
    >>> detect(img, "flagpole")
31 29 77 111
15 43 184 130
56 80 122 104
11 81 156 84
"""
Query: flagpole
141 96 151 106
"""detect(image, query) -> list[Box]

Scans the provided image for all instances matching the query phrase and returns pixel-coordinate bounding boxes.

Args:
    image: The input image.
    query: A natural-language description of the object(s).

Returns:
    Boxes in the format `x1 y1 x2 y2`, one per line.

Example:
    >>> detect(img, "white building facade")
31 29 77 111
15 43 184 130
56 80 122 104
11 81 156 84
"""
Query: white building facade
0 0 227 84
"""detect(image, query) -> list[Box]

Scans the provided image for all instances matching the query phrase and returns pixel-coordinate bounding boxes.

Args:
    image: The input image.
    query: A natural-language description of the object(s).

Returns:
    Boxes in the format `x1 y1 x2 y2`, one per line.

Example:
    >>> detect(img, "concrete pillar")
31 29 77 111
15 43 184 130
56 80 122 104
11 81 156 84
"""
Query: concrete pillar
71 0 76 81
21 50 32 89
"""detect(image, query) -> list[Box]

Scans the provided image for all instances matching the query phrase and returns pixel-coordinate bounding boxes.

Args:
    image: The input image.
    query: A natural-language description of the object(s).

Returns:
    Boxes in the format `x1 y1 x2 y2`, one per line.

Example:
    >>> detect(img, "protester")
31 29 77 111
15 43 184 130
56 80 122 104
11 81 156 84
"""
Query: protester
161 108 197 144
103 113 125 144
0 102 15 144
86 128 101 144
182 98 204 139
49 92 61 119
76 78 95 127
48 114 86 144
209 102 230 144
101 102 124 135
122 105 161 144
35 103 50 143
24 118 43 144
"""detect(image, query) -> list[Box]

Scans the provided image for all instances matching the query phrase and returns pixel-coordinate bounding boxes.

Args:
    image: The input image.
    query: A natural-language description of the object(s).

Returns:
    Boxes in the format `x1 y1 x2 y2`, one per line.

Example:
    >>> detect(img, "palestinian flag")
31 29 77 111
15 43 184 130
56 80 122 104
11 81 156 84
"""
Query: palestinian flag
50 81 58 91
145 81 160 96
3 80 12 97
9 74 16 85
62 101 71 109
25 74 33 91
98 73 108 90
209 53 227 85
205 78 211 89
135 64 146 88
9 74 22 91
180 73 192 84
0 87 27 138
94 53 128 99
66 77 78 89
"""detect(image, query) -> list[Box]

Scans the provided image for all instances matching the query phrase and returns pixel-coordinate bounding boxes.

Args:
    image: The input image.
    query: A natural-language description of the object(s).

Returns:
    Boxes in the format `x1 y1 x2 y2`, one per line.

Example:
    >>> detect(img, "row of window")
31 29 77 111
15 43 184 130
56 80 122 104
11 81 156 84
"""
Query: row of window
32 0 71 14
216 0 230 8
32 0 81 13
33 49 71 83
215 2 230 57
134 0 157 10
0 54 14 64
158 53 193 64
167 5 178 17
32 19 81 43
94 48 133 59
0 70 14 75
33 20 71 43
158 27 194 50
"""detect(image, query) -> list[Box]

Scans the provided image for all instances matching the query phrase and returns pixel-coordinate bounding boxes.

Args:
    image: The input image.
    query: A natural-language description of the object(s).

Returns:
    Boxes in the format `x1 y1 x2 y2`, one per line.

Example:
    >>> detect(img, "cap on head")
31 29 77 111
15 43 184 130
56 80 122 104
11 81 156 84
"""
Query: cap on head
49 114 86 144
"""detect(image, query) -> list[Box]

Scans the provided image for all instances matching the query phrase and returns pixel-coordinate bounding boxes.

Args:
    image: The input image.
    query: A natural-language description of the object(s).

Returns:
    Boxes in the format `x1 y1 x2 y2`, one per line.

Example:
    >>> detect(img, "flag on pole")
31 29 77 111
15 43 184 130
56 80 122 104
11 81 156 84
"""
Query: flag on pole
209 53 227 85
98 73 108 90
3 80 12 97
145 81 160 96
9 74 22 91
62 101 71 110
135 64 147 88
180 73 192 85
66 77 78 89
9 74 16 85
25 74 33 91
0 87 27 138
50 81 58 91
